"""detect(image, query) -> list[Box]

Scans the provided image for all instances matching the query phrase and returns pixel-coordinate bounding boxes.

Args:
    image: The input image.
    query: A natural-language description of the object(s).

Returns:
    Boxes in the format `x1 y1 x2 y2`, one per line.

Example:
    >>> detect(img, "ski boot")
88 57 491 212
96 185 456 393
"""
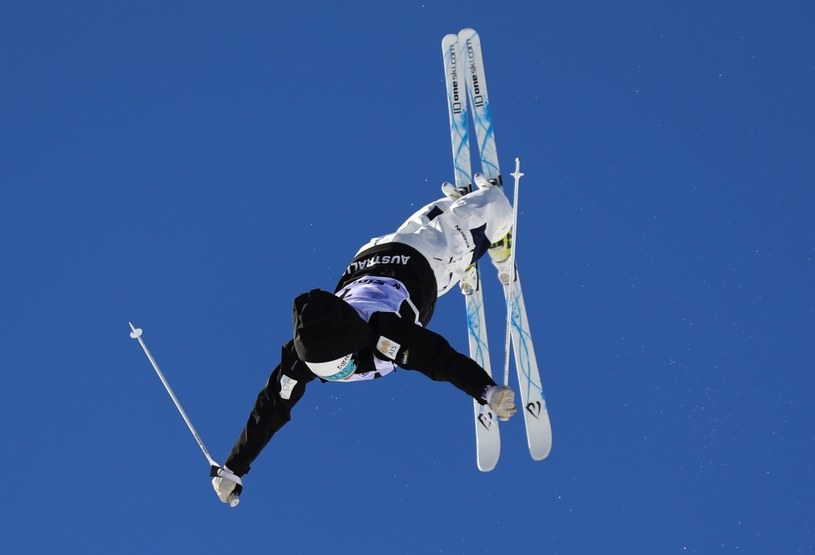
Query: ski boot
488 230 513 285
474 173 502 189
443 173 501 201
459 262 479 296
441 181 468 200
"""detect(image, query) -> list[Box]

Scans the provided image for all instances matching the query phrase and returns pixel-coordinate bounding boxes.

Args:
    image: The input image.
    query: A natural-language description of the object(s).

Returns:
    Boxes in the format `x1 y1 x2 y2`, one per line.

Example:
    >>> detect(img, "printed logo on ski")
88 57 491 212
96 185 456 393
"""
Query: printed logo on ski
465 39 484 107
448 44 463 114
478 408 494 430
526 401 542 419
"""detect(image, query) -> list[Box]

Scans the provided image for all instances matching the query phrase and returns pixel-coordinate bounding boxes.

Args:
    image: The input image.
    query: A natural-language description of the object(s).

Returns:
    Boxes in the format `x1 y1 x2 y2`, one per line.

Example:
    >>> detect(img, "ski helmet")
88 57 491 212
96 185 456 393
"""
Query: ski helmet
292 289 374 381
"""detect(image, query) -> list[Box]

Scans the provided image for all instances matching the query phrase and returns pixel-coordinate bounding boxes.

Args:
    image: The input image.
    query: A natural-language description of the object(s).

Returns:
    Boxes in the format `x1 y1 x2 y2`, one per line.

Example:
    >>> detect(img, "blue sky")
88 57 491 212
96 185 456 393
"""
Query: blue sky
1 1 813 553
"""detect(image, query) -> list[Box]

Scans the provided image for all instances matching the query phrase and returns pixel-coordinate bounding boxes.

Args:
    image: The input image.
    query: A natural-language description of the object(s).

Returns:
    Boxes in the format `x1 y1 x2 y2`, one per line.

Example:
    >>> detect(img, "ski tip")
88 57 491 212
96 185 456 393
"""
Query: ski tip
442 33 457 47
458 28 479 40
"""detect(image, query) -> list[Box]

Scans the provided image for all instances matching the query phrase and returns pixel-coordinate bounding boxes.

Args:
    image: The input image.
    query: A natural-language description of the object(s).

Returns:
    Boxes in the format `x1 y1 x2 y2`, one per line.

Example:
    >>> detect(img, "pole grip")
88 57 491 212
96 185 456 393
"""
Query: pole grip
211 465 242 508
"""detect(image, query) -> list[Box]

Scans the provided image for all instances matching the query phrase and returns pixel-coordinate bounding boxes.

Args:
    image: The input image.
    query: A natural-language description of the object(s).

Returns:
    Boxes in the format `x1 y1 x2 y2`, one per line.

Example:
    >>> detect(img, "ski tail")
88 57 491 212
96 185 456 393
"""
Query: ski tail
504 271 552 460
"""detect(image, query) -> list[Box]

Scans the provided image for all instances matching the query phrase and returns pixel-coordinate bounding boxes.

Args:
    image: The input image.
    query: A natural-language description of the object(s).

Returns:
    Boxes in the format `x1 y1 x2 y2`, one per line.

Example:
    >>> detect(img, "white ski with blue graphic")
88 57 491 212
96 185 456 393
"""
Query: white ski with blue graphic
442 31 501 472
458 28 553 461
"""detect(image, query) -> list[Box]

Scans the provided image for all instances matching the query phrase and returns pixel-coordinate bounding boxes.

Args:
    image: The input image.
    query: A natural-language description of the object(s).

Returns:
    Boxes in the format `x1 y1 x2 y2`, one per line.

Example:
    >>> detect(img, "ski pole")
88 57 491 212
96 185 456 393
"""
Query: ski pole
503 158 523 387
128 322 240 507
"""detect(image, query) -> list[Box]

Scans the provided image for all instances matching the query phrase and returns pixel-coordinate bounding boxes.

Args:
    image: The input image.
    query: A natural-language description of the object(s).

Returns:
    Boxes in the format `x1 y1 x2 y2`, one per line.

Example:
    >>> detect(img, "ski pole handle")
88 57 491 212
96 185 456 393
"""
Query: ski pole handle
210 465 242 507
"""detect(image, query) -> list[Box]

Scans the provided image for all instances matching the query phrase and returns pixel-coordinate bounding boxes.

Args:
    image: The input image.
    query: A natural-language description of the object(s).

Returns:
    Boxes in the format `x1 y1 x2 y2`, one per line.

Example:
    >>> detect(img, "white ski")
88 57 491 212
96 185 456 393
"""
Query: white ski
458 28 553 461
442 31 501 472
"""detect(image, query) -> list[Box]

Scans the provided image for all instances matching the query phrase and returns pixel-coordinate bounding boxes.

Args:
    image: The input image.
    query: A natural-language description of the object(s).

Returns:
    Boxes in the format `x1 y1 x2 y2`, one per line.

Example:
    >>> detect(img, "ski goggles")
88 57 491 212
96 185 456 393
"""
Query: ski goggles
305 353 357 381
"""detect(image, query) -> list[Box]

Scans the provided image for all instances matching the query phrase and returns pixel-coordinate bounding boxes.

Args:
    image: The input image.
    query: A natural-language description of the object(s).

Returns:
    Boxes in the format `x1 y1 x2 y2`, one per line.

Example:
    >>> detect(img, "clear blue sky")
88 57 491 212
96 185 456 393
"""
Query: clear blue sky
1 1 813 553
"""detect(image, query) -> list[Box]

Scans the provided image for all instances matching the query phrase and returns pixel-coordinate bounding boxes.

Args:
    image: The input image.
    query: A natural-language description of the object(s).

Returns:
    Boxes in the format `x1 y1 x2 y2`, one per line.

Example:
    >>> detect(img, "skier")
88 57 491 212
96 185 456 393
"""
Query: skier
212 175 517 504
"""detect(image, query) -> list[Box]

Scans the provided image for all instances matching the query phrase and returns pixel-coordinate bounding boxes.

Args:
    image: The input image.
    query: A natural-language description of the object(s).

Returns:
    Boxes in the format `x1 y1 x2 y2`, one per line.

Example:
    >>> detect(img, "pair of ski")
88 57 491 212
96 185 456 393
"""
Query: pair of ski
442 29 552 471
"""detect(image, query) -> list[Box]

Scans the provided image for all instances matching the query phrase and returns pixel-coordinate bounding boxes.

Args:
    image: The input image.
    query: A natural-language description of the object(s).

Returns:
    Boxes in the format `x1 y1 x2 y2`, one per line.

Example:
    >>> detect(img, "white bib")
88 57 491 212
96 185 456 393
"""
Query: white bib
333 276 418 382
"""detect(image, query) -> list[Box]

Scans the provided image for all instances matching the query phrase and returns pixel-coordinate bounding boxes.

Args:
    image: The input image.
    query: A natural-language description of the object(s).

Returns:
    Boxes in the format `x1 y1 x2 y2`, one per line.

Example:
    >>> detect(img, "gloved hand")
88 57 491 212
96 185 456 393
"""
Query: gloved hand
211 466 243 507
485 385 517 421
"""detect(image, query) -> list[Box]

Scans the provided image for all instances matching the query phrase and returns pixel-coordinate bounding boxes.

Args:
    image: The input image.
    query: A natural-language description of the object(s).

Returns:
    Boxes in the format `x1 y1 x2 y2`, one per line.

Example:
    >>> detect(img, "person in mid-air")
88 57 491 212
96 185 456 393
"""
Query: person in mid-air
212 175 517 504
